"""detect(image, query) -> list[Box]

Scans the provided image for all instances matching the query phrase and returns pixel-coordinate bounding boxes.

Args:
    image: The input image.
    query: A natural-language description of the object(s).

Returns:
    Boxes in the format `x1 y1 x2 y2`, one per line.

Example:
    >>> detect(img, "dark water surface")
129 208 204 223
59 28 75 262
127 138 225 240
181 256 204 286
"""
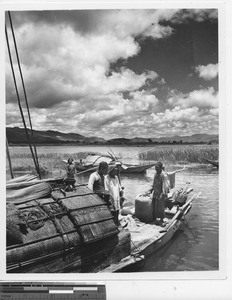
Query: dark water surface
10 145 219 272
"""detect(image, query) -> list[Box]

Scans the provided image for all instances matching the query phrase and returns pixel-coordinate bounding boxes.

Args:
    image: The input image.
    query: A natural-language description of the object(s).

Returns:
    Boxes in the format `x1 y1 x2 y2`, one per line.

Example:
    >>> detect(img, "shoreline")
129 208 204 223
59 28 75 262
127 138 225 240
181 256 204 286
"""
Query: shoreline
8 142 218 147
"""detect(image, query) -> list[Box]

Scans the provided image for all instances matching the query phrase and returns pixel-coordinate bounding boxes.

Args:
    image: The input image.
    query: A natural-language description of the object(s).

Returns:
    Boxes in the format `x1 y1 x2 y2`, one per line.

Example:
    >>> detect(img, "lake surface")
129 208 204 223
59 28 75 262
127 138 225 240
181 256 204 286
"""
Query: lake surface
9 145 219 272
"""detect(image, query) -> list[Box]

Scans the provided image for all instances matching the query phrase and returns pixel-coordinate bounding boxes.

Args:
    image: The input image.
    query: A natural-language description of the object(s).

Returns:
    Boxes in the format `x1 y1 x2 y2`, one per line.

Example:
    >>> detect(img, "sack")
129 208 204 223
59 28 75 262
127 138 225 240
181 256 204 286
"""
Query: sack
176 190 187 204
121 206 135 216
135 194 153 223
171 188 187 205
172 190 180 201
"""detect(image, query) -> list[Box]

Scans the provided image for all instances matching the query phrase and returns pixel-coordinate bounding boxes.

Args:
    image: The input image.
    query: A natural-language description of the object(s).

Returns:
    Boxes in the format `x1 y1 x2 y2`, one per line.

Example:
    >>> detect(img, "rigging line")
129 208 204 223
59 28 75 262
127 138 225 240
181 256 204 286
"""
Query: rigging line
8 11 41 178
6 137 14 179
107 146 118 160
5 25 41 179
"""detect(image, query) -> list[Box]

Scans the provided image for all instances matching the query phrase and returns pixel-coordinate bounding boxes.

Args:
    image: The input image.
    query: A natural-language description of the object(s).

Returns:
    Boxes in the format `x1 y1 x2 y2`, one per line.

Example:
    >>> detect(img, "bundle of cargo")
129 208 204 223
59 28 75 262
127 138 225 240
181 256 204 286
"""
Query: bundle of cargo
7 174 38 184
134 194 153 223
6 177 131 273
133 186 193 223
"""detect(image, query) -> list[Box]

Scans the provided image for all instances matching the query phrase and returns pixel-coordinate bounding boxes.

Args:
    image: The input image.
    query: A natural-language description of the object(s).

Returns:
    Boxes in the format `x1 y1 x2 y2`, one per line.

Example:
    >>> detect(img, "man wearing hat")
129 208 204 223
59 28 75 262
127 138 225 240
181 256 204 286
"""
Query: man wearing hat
149 161 170 225
105 164 122 225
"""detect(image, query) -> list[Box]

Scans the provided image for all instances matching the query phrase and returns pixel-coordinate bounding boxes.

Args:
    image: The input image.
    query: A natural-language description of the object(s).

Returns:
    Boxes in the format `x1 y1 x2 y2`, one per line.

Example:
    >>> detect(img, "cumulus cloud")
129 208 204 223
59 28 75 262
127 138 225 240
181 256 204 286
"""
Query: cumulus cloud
195 63 218 80
74 90 159 136
168 87 218 109
6 10 168 109
150 87 219 137
170 9 218 23
143 24 173 39
5 9 218 138
150 105 218 136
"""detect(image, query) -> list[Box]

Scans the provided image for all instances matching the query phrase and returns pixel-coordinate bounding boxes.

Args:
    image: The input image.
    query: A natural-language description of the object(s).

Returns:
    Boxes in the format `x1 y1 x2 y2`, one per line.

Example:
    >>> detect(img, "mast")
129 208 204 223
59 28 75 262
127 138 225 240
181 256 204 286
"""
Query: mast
5 11 41 179
6 137 14 179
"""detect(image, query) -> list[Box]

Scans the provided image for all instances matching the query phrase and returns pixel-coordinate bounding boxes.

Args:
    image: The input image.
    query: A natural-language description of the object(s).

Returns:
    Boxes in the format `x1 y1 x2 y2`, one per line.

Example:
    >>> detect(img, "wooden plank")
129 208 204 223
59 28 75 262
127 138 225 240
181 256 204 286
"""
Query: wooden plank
160 193 198 233
99 255 145 273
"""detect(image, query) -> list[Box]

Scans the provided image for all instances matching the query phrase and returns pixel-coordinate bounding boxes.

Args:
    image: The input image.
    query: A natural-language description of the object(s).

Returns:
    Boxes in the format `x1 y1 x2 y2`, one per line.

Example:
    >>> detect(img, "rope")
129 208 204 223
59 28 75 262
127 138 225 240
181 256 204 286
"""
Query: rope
6 137 14 179
25 209 46 230
6 12 41 179
37 201 71 250
130 239 141 257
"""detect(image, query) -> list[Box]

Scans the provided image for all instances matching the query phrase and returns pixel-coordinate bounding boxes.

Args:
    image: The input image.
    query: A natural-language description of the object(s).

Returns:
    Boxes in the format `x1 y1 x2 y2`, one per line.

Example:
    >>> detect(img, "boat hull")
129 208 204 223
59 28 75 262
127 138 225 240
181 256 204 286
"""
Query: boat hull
206 159 219 168
121 163 155 174
76 163 155 174
6 176 132 273
6 175 197 273
102 192 198 272
7 230 132 273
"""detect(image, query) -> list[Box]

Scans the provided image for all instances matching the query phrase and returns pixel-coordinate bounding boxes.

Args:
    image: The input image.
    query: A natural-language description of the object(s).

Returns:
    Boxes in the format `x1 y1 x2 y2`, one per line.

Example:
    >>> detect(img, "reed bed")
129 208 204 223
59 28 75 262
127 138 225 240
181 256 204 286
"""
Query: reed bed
6 151 99 177
139 147 218 164
6 147 219 178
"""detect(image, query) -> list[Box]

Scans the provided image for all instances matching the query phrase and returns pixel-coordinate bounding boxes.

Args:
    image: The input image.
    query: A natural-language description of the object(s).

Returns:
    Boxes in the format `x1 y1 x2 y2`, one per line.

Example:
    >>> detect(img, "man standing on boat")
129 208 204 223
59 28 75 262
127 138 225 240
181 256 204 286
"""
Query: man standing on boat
149 161 170 226
64 157 76 191
105 164 122 225
88 161 111 205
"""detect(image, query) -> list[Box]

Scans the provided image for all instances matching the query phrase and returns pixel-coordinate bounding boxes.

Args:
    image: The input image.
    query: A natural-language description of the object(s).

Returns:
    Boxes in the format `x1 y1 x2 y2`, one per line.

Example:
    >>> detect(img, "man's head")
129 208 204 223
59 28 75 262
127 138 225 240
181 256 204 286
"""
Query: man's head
155 161 163 173
115 161 122 171
98 161 108 175
67 158 74 164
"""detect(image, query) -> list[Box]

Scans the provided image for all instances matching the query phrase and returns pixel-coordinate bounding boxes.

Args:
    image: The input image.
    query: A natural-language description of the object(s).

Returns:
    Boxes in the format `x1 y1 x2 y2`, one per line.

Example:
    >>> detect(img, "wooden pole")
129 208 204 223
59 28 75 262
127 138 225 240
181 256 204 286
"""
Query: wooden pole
6 137 14 179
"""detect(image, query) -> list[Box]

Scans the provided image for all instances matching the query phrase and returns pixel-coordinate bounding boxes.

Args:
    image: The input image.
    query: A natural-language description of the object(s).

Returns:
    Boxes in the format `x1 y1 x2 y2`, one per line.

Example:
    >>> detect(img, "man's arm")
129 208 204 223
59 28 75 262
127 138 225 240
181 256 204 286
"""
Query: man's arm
104 175 110 192
88 172 96 190
162 173 170 195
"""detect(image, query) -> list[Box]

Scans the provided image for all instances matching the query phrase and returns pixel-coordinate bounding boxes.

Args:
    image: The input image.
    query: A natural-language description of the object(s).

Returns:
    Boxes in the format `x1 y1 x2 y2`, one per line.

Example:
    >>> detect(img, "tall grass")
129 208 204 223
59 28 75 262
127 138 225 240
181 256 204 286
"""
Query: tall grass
6 147 219 178
139 147 218 164
6 151 98 177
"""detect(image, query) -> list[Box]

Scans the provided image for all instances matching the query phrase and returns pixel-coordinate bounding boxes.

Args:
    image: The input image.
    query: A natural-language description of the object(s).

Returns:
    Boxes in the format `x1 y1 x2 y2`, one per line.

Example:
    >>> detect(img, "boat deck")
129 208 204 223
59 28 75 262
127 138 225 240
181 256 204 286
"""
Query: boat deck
100 214 181 272
123 214 176 252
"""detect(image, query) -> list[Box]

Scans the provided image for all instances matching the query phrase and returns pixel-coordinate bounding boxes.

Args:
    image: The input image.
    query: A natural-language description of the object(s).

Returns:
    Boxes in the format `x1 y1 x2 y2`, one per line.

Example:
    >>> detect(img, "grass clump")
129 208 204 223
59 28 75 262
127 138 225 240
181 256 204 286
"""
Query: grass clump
6 151 101 178
139 147 218 164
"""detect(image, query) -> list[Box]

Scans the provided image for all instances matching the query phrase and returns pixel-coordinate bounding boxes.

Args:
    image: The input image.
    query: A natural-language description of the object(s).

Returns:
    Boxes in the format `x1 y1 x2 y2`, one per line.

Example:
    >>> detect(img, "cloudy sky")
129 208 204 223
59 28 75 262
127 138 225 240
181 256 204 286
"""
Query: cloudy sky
5 9 218 139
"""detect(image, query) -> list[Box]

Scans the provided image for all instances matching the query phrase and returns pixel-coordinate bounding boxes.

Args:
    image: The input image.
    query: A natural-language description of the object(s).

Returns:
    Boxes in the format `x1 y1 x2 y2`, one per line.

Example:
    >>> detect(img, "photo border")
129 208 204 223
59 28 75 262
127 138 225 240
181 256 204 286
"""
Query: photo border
1 0 231 298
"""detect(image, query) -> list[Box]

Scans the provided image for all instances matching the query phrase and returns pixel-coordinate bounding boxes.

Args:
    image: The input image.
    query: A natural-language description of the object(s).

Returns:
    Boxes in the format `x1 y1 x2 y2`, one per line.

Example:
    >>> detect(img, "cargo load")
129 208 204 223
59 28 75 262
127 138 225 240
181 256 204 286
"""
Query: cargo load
135 194 153 223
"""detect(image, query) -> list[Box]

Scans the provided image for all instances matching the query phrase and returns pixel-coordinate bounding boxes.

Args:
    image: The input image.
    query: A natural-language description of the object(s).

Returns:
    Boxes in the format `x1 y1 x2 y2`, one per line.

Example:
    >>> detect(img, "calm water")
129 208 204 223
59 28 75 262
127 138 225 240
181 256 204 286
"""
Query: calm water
9 145 219 272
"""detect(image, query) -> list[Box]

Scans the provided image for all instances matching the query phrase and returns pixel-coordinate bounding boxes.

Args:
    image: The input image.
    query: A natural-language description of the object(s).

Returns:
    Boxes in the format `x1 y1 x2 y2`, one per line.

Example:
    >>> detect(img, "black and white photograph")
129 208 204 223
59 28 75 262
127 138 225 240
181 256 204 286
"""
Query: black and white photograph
1 2 230 296
1 0 232 297
4 7 221 275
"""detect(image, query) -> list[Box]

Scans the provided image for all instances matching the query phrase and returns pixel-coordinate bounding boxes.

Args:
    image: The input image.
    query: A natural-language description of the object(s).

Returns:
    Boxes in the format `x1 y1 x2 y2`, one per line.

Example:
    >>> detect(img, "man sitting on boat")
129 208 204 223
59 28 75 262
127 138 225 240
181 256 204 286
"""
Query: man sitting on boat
105 164 123 226
64 157 76 191
88 161 111 205
148 161 170 226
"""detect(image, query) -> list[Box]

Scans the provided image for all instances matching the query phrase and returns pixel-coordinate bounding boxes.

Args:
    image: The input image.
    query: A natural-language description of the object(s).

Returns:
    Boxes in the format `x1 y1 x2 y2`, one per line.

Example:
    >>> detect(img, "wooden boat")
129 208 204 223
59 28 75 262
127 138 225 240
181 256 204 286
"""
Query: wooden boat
6 175 197 273
73 155 155 174
206 159 219 168
102 191 198 272
120 163 155 174
6 175 138 273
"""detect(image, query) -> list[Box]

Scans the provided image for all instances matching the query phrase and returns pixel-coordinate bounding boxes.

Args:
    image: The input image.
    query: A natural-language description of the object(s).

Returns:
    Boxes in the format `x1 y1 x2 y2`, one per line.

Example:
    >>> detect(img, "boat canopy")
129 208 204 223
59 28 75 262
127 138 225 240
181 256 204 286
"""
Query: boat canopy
84 155 113 166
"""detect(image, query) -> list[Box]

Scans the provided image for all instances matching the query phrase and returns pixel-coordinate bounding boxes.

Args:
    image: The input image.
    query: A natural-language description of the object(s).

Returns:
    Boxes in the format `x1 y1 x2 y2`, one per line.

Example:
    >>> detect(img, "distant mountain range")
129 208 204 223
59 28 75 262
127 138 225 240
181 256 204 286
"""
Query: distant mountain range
6 127 219 145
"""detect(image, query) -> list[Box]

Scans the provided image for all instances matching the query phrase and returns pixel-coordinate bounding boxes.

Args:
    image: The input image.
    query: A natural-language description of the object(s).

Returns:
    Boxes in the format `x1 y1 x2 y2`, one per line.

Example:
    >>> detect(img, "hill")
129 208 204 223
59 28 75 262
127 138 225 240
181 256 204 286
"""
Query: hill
6 127 218 145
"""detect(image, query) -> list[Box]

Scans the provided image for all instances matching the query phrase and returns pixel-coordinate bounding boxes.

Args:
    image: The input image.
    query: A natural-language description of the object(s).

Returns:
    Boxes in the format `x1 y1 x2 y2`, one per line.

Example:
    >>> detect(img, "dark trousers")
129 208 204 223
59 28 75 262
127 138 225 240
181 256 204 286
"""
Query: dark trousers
111 210 119 225
152 195 165 220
